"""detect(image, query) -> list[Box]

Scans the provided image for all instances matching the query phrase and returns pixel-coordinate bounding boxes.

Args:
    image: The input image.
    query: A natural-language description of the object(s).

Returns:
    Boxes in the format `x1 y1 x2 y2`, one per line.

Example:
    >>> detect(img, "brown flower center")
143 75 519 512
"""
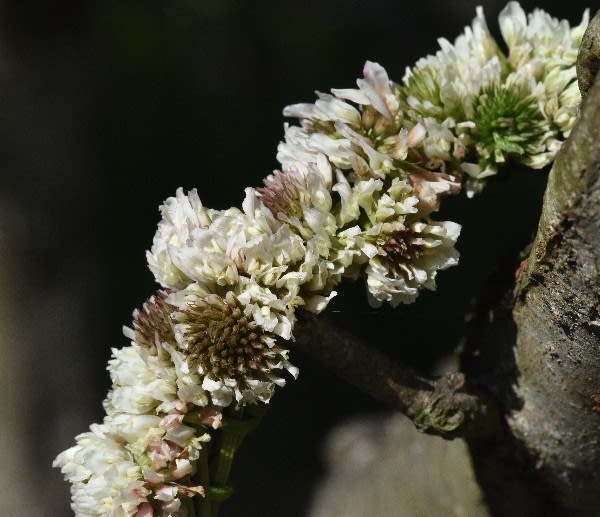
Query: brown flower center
174 293 286 385
381 229 423 275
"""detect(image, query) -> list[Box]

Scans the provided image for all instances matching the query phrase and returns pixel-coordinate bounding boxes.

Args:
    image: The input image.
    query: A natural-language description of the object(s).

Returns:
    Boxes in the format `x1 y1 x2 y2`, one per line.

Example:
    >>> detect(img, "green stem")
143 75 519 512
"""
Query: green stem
213 427 244 487
211 407 266 515
183 497 196 517
195 449 212 517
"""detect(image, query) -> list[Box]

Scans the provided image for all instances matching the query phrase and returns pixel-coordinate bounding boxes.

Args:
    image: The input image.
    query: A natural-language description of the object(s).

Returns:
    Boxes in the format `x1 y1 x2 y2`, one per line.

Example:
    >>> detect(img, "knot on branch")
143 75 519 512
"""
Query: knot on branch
412 373 467 435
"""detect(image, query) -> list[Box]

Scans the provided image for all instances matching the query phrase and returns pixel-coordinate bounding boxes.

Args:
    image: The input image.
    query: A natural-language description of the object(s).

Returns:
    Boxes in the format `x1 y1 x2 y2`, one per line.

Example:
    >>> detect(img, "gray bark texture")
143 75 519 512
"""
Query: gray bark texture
508 48 600 517
463 14 600 516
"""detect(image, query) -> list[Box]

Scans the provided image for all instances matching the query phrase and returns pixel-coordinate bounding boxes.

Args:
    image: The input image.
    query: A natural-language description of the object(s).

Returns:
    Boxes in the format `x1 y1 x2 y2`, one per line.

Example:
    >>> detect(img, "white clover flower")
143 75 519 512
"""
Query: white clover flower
53 423 146 517
499 2 588 73
148 189 259 293
279 61 406 182
166 205 245 290
398 3 586 184
147 187 212 290
118 290 211 410
337 177 419 257
332 61 400 123
401 7 504 123
280 60 462 219
148 187 327 328
408 167 461 217
239 187 312 289
256 156 353 307
365 219 461 307
419 117 468 164
107 413 206 478
283 92 362 130
278 123 372 178
104 344 180 416
332 173 383 226
498 2 588 141
54 414 207 517
171 290 299 407
333 175 460 306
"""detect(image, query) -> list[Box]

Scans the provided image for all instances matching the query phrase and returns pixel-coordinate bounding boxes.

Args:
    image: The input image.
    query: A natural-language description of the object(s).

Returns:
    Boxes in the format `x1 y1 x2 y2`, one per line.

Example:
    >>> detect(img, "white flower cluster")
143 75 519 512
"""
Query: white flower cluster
400 2 588 194
54 293 213 516
55 4 586 515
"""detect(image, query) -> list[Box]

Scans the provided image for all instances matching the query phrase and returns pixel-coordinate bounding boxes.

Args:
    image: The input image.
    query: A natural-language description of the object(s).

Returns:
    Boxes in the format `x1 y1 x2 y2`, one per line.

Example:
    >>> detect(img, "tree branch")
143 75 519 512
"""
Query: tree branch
294 312 499 439
503 15 600 511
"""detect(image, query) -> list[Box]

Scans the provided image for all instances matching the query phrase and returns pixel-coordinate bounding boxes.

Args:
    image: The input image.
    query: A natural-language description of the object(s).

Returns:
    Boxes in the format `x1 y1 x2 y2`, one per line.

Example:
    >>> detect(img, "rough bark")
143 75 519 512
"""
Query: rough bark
506 55 600 517
462 18 600 516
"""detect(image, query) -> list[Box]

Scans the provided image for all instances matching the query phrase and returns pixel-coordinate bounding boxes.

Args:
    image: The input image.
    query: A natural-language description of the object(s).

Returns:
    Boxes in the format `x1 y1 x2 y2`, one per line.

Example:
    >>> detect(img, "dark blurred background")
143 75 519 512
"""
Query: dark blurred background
0 1 590 515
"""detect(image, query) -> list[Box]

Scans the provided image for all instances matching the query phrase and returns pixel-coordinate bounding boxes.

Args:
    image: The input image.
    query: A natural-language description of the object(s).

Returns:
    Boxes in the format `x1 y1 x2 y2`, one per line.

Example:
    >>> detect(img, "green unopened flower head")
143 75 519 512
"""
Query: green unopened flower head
471 84 549 169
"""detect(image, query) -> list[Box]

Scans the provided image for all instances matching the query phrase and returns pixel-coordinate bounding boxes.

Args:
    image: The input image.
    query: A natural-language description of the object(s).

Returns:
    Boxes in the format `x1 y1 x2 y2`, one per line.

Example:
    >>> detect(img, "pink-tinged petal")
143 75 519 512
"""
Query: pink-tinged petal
178 484 206 498
154 484 179 502
135 502 154 517
409 169 461 216
160 413 184 430
197 407 224 429
407 123 426 147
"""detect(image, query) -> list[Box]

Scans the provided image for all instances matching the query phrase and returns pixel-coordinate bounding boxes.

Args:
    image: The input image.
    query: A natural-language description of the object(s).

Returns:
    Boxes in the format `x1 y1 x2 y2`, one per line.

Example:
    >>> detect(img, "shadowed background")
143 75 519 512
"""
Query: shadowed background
0 1 588 515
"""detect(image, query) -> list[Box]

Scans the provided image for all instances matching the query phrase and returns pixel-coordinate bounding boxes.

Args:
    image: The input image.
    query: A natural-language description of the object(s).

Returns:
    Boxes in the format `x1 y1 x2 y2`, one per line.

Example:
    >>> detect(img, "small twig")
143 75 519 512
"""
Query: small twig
294 311 499 439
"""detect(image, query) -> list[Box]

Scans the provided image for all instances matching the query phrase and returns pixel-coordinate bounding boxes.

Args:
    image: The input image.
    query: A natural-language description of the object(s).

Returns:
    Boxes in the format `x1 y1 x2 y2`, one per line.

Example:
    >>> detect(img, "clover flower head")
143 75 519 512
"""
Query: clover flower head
53 416 207 517
334 176 460 304
401 7 503 124
397 3 587 191
172 290 298 407
147 188 212 290
257 157 335 240
499 1 589 72
365 219 461 307
499 2 588 141
279 61 408 182
53 423 147 517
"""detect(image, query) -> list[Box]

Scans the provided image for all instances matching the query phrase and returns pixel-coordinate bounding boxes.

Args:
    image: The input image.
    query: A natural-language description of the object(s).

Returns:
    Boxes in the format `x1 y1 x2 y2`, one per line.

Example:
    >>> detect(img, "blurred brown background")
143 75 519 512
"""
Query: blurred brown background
0 1 588 515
